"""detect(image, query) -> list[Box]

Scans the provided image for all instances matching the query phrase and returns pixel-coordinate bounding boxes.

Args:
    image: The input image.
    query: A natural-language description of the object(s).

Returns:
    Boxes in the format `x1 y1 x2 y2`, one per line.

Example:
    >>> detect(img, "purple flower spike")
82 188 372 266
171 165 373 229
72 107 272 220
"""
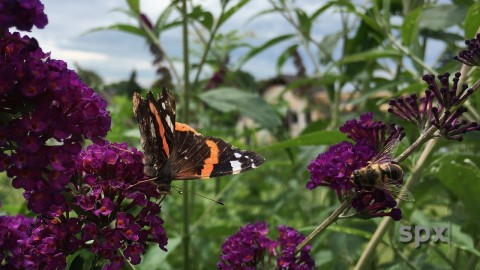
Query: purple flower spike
308 113 405 220
352 190 402 221
277 225 315 269
455 33 480 66
0 215 34 269
307 141 376 195
389 72 480 140
0 0 48 31
73 142 168 265
218 221 315 270
1 31 111 214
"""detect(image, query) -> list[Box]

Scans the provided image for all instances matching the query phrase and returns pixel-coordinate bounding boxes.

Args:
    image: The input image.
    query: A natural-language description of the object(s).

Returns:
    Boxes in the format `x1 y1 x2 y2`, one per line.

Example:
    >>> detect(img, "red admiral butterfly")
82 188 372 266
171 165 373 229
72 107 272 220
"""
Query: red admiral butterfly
133 88 264 186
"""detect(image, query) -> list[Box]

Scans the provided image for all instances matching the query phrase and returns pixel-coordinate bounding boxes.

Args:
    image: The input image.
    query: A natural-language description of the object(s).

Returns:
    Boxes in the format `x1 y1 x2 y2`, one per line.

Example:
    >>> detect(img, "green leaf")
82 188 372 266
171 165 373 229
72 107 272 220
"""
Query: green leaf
464 2 480 39
218 0 250 26
0 203 25 215
139 237 181 270
67 255 84 270
295 8 311 38
275 44 298 73
87 24 147 38
198 87 282 130
357 12 384 34
126 0 140 14
419 5 467 31
154 2 177 35
310 2 335 22
239 34 294 67
401 8 421 47
339 48 402 64
429 154 480 225
190 6 214 31
247 7 281 22
262 130 346 151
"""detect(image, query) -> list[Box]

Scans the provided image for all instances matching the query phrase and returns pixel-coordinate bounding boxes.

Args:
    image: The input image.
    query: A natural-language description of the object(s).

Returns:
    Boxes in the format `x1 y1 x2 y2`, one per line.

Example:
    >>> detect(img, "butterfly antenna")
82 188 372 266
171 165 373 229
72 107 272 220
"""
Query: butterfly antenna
126 177 157 190
171 185 224 205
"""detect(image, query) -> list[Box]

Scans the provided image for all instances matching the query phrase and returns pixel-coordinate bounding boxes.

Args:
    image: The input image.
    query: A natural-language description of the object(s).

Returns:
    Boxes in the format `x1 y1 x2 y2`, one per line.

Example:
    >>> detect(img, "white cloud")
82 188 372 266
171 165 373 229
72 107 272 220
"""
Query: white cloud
25 0 343 86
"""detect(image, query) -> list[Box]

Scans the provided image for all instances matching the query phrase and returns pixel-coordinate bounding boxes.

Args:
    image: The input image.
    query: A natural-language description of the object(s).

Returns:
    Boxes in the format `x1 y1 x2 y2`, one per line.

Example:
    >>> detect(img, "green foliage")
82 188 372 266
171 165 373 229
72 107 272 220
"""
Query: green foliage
430 153 480 225
199 87 282 130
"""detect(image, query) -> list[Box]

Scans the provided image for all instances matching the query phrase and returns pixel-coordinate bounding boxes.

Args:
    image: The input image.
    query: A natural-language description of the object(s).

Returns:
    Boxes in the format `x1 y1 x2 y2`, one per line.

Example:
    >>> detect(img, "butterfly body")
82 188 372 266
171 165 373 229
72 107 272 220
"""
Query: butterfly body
133 89 264 186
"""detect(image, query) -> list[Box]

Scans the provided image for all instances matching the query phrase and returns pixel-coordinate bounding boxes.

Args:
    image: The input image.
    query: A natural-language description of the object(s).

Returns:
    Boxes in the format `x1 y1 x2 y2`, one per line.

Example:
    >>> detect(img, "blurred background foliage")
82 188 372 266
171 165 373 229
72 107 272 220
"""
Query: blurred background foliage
3 0 480 269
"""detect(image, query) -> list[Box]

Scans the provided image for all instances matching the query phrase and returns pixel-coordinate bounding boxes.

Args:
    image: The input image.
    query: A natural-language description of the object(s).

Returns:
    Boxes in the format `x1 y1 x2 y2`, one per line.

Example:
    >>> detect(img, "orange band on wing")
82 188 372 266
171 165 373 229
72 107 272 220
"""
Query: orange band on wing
175 123 200 135
200 139 219 177
149 102 170 155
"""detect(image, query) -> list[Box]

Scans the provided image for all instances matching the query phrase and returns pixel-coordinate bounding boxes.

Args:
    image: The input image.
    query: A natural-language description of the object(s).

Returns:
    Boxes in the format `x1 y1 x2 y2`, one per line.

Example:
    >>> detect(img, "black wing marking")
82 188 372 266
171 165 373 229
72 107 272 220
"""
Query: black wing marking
133 88 176 178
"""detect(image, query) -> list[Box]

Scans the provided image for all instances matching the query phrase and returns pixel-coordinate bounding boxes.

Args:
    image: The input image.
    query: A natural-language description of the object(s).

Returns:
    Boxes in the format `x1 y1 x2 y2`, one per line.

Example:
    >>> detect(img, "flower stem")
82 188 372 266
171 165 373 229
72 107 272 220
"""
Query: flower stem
294 199 351 254
138 20 182 89
190 1 227 90
394 125 436 163
181 0 191 269
354 139 436 270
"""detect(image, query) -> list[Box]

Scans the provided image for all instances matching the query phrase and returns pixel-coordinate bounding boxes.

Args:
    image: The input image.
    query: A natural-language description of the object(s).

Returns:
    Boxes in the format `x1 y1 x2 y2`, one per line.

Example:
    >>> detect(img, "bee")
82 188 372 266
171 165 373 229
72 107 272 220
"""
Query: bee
351 139 414 202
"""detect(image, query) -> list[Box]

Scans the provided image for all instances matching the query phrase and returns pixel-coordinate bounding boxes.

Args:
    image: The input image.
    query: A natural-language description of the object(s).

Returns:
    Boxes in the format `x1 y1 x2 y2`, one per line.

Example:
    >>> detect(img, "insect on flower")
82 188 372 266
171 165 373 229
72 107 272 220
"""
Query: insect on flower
351 138 415 202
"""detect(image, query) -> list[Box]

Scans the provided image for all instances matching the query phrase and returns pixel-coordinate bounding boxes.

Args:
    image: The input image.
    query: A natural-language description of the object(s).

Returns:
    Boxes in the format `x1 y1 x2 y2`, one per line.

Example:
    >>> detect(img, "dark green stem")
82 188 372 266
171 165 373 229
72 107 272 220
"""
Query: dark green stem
181 0 191 269
190 1 227 90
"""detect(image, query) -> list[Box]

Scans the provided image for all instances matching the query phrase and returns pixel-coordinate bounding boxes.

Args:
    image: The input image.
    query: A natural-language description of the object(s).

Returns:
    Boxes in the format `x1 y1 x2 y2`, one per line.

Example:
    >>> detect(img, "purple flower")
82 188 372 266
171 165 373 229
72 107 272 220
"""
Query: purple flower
0 0 48 32
16 215 81 269
1 31 111 214
352 190 402 221
6 142 168 269
308 113 405 220
339 112 404 151
277 225 315 269
0 215 34 269
307 141 375 195
205 66 227 90
389 73 480 141
454 33 480 66
72 142 168 265
217 221 314 270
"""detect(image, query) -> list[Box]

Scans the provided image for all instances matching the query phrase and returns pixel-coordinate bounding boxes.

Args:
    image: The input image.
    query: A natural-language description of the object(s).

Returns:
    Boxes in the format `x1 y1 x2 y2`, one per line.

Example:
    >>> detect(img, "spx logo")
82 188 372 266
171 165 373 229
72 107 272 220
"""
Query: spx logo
399 223 451 248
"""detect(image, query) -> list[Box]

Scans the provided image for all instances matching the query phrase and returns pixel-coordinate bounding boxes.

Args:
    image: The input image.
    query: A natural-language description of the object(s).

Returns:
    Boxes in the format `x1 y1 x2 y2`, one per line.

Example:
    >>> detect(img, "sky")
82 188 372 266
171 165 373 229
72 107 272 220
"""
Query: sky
25 0 452 88
27 0 342 87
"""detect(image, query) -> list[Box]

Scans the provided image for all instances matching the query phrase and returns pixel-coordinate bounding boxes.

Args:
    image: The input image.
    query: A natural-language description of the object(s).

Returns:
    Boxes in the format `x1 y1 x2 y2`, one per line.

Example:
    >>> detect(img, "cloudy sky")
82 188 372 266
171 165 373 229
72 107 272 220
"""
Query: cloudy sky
27 0 343 87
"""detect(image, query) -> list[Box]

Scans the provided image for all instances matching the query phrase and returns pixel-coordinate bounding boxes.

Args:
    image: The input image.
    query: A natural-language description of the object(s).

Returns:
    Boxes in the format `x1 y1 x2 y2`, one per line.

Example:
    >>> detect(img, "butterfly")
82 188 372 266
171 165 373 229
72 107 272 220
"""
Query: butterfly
132 88 264 188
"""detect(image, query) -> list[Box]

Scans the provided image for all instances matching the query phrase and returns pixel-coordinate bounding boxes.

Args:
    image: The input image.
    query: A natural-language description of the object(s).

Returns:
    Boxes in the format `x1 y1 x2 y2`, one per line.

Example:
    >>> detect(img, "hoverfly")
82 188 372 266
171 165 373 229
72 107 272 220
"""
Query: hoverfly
351 139 415 202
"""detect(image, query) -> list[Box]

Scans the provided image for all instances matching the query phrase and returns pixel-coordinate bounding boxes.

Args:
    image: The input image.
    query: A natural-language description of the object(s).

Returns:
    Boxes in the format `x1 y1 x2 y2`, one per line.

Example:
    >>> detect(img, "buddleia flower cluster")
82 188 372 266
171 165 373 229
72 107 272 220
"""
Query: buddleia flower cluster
217 221 315 270
0 1 169 269
388 72 479 141
0 2 111 214
12 143 168 269
307 113 404 220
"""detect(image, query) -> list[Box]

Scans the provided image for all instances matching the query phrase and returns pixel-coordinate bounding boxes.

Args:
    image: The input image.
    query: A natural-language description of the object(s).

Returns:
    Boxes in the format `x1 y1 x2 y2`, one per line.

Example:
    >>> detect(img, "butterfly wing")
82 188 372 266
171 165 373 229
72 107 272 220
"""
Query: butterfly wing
170 122 264 180
133 89 176 178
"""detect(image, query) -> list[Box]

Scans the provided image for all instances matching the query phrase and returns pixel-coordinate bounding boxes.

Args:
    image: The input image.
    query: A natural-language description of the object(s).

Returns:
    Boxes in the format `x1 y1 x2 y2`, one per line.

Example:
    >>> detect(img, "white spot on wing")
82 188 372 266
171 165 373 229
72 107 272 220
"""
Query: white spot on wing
230 160 242 173
166 115 174 131
161 102 166 109
234 153 242 158
150 122 156 138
